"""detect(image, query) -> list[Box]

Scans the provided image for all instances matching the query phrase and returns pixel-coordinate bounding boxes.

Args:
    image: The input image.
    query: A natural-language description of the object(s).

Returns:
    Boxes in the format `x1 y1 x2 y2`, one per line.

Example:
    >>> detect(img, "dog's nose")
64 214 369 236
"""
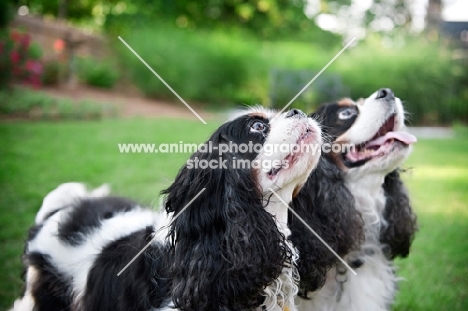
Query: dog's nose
286 109 306 118
376 88 395 100
350 258 365 269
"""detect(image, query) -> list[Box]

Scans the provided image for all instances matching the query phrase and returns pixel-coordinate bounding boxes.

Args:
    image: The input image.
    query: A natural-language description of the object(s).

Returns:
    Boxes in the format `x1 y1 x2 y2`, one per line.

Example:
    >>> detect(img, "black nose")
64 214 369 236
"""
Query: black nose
376 88 394 100
350 258 365 269
286 108 306 118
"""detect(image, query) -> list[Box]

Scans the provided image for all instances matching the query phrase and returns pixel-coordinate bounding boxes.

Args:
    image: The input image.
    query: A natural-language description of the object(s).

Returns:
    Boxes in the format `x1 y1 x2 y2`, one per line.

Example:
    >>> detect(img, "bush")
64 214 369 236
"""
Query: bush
0 30 44 89
0 1 13 28
262 38 467 124
0 87 52 114
114 24 336 106
0 87 118 120
115 26 258 105
76 57 119 89
112 23 467 124
334 38 467 125
41 60 61 86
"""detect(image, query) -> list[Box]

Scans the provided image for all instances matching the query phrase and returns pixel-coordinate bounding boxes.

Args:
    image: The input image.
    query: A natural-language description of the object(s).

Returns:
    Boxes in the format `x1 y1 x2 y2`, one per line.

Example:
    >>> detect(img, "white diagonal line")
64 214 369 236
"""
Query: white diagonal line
117 187 206 276
118 36 207 125
272 37 356 121
268 188 357 276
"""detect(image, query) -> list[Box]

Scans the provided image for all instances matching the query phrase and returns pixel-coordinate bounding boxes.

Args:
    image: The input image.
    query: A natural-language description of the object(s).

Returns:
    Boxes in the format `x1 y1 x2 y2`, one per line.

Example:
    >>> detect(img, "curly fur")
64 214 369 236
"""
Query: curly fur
289 148 364 294
381 170 418 259
162 121 292 311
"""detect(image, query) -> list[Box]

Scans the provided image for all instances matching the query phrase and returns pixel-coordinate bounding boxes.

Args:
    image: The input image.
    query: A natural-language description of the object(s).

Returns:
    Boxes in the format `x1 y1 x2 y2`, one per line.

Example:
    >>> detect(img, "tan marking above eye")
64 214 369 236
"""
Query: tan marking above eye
248 111 268 117
337 98 356 107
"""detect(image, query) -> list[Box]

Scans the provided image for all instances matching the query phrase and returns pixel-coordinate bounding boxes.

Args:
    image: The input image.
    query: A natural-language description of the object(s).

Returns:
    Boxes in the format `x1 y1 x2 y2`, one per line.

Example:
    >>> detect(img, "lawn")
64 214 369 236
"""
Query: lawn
0 119 467 310
394 129 468 310
0 118 219 309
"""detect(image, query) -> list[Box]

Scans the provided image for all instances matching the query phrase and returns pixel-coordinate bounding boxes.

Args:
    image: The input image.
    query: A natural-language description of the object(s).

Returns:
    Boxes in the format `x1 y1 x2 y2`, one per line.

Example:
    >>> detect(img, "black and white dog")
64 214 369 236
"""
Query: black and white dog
12 107 322 311
289 89 418 310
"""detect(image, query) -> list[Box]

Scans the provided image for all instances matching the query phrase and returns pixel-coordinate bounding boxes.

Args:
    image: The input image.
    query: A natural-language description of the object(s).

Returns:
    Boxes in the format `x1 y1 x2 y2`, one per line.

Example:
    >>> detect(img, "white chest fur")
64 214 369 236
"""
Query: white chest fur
296 174 397 311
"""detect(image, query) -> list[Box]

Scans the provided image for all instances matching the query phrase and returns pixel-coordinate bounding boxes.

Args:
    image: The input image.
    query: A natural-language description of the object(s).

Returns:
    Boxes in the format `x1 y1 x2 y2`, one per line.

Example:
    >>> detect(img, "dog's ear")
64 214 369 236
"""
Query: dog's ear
289 156 364 293
162 131 289 310
380 169 417 259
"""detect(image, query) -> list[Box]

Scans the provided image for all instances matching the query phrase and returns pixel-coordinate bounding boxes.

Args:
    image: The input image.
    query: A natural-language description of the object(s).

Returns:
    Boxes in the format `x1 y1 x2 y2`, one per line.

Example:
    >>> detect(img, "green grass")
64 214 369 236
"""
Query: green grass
394 129 468 310
0 119 467 310
0 118 218 309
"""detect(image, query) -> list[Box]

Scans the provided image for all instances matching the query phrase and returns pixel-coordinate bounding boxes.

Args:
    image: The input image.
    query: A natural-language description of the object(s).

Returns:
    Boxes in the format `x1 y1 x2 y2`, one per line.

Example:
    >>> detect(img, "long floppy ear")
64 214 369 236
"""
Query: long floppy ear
289 156 364 293
162 131 290 310
380 169 417 259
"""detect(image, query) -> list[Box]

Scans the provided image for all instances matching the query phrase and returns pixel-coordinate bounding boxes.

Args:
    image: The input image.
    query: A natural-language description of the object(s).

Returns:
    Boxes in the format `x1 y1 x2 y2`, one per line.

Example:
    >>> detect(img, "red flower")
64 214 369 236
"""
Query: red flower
20 34 31 49
25 59 34 71
10 31 21 42
54 39 65 52
10 51 20 63
25 60 43 74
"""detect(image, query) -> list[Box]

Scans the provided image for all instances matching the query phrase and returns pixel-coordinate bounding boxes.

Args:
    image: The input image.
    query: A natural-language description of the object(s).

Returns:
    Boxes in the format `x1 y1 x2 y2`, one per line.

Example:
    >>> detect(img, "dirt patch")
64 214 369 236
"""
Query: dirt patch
41 85 213 120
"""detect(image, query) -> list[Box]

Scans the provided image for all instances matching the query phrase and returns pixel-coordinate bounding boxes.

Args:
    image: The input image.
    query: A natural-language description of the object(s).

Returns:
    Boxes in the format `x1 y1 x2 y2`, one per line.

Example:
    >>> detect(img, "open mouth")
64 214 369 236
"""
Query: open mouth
343 114 417 166
268 166 282 177
267 126 315 177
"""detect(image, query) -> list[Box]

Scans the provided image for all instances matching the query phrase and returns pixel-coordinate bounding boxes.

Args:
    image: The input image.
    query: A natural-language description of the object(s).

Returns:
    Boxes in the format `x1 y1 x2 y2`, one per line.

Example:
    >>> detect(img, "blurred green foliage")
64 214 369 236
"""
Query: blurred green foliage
0 87 52 114
116 26 260 105
114 23 467 124
0 29 13 89
22 0 336 42
114 23 338 106
336 37 468 125
10 0 468 124
27 42 43 60
0 87 118 119
41 60 62 86
132 0 335 40
76 56 120 89
0 2 13 28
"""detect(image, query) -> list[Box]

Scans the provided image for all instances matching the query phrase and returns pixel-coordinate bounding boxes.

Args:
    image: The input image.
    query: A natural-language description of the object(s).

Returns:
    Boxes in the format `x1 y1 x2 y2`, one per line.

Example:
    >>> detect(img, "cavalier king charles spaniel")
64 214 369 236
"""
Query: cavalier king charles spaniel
12 107 322 311
289 88 418 311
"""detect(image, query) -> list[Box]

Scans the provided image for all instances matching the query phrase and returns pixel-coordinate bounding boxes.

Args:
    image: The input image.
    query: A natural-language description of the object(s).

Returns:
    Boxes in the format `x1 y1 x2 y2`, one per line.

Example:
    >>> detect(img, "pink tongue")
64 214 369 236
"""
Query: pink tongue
366 131 417 148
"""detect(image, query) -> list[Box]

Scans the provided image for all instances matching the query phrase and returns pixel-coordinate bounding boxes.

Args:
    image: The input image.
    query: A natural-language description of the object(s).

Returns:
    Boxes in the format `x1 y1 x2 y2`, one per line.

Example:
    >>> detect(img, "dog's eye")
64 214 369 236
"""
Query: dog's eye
250 121 267 133
338 108 357 120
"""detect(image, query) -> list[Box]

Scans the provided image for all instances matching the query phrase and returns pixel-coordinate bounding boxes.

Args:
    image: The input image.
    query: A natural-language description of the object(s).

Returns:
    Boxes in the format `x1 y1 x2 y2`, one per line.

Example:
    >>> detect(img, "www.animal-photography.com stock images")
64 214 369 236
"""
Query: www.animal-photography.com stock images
1 1 467 311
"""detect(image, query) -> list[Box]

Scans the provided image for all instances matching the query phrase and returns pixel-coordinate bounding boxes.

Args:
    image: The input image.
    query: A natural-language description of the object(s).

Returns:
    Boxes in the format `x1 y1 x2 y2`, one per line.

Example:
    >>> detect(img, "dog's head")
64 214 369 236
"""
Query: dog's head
290 89 418 294
310 88 418 259
224 107 322 194
314 88 417 178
